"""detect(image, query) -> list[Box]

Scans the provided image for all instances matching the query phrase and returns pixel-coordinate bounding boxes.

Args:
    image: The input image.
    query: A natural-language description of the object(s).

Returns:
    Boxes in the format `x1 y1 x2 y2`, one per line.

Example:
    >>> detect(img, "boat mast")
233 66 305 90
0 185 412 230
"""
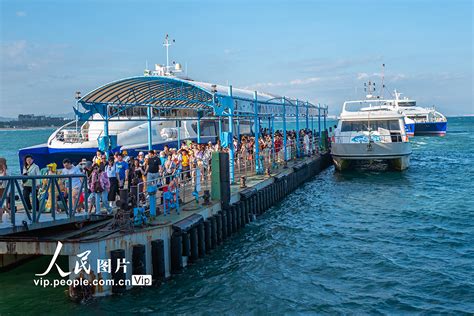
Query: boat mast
163 34 175 76
380 63 386 98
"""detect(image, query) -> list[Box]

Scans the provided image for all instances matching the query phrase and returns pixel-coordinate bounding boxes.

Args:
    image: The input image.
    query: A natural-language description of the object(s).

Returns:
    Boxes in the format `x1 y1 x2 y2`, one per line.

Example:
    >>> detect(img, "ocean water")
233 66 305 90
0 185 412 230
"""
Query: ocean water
0 117 473 314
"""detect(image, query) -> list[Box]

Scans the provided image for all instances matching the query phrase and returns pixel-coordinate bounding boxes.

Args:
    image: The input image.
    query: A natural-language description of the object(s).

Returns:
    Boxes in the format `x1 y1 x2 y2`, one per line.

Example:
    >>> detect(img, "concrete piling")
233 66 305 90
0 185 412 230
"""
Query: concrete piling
170 233 183 274
182 231 190 257
111 249 126 293
216 213 223 244
197 222 206 258
189 227 199 263
132 244 146 275
151 239 165 283
204 220 212 253
210 216 217 249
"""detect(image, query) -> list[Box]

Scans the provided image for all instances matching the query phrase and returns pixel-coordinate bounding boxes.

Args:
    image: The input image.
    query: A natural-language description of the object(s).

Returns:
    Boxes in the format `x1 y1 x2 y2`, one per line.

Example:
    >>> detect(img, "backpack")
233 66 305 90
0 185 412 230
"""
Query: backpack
93 173 104 193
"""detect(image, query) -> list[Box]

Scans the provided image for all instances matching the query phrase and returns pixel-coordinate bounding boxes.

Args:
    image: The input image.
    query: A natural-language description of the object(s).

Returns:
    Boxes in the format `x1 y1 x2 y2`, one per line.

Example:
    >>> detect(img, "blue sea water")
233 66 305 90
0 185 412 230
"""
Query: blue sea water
0 117 473 314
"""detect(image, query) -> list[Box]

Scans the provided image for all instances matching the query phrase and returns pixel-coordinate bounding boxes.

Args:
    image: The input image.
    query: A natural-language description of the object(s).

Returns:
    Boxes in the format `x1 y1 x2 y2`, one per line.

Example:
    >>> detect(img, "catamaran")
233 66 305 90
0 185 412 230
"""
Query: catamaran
331 99 412 171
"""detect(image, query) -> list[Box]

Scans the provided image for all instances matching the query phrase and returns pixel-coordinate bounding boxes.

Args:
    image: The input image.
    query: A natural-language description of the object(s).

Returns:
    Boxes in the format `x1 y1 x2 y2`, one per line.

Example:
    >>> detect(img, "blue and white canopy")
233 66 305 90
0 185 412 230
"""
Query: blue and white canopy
76 76 326 120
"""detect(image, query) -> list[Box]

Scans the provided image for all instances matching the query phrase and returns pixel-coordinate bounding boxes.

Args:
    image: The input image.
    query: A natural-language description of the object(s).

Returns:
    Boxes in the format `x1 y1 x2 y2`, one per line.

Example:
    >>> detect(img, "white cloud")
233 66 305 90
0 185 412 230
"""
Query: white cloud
16 11 27 17
1 40 27 60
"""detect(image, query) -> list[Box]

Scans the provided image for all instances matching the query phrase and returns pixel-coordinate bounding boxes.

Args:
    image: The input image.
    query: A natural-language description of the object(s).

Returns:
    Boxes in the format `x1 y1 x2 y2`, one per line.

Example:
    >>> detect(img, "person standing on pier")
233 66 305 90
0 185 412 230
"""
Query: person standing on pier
61 158 84 212
145 150 162 185
89 164 111 214
0 158 10 215
106 157 119 208
22 155 40 211
115 153 129 189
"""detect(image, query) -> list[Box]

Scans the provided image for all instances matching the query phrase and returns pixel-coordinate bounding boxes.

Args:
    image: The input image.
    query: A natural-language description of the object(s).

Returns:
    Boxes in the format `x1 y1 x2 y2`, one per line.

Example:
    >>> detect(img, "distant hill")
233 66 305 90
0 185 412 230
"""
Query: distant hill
0 116 15 122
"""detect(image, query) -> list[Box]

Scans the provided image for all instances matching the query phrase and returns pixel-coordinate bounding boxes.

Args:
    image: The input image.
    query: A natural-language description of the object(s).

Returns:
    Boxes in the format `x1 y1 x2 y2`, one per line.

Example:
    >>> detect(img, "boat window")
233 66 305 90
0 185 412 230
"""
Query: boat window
341 120 400 132
341 121 368 132
399 101 416 107
199 120 217 136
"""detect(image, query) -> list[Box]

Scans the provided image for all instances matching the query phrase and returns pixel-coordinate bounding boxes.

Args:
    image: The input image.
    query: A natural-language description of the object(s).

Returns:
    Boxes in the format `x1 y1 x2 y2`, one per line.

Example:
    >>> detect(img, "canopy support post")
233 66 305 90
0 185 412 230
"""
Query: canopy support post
324 105 327 130
282 98 287 165
305 101 309 130
296 99 300 158
197 111 201 144
147 106 153 150
177 120 181 149
254 91 262 174
318 103 321 149
228 85 235 184
104 105 110 159
311 115 315 154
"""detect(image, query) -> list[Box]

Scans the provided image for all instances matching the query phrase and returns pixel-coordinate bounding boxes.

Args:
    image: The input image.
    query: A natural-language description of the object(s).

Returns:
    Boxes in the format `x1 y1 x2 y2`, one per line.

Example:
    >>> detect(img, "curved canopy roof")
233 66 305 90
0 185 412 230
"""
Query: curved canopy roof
77 75 325 120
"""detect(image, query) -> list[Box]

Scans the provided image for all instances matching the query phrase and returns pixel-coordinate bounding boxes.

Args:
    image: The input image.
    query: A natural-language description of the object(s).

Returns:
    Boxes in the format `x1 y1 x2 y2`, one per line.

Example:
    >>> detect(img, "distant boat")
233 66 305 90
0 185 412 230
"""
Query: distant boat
393 91 447 136
331 99 412 171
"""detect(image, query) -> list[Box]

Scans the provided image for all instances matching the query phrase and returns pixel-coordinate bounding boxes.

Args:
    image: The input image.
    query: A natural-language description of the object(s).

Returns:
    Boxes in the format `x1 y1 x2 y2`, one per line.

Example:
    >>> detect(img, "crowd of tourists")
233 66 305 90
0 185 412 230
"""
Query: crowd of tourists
0 128 320 217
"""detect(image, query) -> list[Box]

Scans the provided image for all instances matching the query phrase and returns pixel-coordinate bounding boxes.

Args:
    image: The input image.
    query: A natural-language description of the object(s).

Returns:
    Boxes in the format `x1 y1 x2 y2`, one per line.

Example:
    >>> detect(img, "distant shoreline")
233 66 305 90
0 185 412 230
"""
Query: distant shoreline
0 127 56 131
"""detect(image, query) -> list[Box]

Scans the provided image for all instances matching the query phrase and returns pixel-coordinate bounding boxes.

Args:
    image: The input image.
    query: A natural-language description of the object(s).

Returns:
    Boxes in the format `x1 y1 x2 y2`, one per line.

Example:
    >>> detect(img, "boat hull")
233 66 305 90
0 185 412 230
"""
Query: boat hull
414 121 447 136
405 123 415 137
331 142 412 171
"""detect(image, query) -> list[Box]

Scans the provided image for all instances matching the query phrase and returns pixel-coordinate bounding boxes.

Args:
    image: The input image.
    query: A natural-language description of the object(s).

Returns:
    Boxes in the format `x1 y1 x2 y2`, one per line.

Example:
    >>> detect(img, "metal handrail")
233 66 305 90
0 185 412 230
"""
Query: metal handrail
0 174 88 227
136 167 210 210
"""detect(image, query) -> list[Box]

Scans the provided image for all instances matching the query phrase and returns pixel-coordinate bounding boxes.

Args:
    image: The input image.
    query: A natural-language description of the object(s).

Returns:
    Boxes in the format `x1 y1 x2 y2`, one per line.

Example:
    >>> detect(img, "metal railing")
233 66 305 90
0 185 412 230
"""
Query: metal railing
0 174 89 226
136 167 211 212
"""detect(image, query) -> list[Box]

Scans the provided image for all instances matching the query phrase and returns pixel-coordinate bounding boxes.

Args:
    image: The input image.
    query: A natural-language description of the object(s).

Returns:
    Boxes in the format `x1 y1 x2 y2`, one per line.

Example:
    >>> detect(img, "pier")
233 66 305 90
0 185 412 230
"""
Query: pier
0 75 332 299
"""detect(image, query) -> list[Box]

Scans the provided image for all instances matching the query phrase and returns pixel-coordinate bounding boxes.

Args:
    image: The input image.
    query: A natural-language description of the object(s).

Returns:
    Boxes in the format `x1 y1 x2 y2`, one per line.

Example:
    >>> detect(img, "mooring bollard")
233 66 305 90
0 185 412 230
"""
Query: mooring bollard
111 249 126 294
216 213 223 244
197 221 205 258
189 227 199 263
132 244 146 275
182 231 190 257
151 239 165 284
170 233 183 274
204 220 211 254
210 216 217 249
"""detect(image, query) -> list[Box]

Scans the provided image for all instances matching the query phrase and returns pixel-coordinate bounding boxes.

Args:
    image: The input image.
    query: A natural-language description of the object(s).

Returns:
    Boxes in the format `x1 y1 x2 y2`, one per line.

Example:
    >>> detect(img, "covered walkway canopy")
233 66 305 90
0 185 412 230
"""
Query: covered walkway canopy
75 75 329 179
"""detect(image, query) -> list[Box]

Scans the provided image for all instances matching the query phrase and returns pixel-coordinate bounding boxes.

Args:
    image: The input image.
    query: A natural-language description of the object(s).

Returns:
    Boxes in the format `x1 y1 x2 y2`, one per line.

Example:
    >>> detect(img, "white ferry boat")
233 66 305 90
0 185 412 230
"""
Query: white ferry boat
331 100 412 171
393 91 447 136
19 36 255 168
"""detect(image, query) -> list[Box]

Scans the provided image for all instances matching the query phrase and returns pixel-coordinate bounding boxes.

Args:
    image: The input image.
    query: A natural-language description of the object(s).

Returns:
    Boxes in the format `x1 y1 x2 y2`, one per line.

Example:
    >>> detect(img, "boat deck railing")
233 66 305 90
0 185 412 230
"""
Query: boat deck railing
49 120 89 144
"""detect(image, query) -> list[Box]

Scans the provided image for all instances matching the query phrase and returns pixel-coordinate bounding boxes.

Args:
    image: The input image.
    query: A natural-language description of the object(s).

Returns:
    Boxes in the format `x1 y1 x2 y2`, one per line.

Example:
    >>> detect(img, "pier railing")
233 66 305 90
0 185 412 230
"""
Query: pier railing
0 174 89 227
136 167 211 211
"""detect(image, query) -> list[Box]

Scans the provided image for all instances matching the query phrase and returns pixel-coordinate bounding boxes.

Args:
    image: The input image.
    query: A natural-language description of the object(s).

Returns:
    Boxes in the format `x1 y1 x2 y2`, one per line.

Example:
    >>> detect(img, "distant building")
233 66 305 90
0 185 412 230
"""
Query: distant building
0 114 68 128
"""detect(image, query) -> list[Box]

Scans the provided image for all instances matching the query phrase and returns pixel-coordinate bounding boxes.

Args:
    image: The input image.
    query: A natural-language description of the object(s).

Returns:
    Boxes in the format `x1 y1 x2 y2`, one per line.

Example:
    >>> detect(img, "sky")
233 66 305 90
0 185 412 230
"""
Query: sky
0 0 472 117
